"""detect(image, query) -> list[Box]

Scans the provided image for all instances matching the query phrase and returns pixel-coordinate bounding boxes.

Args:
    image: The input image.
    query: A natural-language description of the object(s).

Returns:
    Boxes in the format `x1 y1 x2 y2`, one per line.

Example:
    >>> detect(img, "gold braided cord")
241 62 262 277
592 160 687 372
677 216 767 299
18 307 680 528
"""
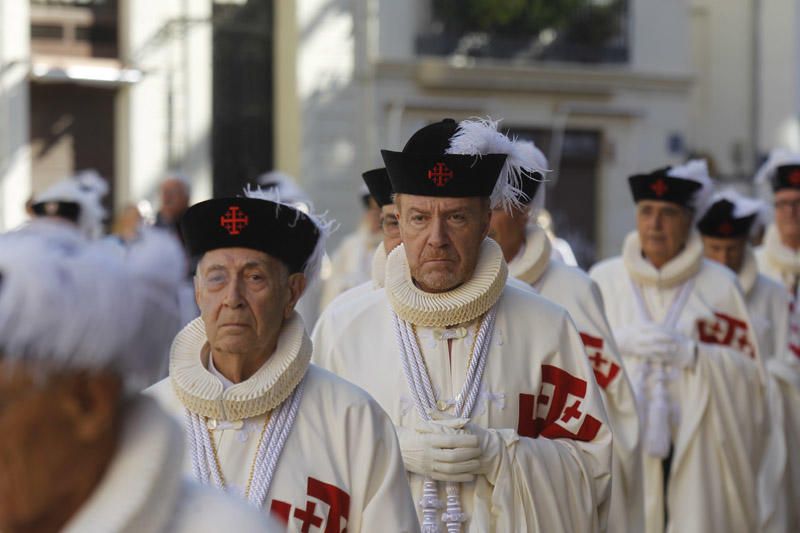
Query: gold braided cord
205 412 272 496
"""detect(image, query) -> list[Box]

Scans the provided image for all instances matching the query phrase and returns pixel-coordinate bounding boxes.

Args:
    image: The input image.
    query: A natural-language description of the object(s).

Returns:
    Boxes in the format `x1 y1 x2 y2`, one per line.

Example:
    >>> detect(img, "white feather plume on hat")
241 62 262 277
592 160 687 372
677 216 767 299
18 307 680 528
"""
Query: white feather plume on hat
753 148 800 186
445 118 549 211
35 169 108 239
0 227 184 388
667 158 714 216
244 185 336 283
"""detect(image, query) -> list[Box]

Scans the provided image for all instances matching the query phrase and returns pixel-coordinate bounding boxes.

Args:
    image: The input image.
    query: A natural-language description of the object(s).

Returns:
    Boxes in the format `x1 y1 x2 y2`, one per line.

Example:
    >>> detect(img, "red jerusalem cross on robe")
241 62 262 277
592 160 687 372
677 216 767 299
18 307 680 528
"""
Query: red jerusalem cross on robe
580 332 620 390
697 311 756 358
269 477 350 533
220 206 249 235
517 364 602 441
427 161 454 187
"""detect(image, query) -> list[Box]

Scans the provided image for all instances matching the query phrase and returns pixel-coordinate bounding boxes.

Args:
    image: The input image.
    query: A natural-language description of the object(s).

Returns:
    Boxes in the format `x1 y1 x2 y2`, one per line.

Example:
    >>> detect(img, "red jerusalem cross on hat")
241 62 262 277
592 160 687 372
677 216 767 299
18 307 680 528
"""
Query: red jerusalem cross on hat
180 197 320 275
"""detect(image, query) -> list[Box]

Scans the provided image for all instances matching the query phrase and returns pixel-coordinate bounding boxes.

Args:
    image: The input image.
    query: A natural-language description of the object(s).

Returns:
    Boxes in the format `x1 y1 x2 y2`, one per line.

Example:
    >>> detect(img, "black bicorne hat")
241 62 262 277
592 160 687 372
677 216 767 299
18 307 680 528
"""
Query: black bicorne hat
770 164 800 192
31 200 81 223
628 166 702 208
181 197 320 274
696 198 756 239
361 167 394 207
381 119 507 199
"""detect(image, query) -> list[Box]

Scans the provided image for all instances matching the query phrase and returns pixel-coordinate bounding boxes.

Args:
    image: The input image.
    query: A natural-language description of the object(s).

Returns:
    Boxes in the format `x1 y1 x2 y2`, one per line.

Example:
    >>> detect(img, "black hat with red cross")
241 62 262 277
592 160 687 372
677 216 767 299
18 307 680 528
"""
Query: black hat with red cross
770 164 800 192
180 197 320 274
628 166 703 209
696 198 757 239
380 119 507 199
361 167 394 207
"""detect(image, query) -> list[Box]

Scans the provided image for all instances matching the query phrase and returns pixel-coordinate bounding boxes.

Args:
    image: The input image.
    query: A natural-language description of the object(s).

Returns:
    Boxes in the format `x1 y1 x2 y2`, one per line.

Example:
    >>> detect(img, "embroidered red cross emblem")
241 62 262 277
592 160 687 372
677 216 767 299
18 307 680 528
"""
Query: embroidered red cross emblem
789 170 800 186
219 206 249 235
427 162 454 187
650 178 668 197
269 477 350 532
697 311 755 358
581 332 620 390
718 221 734 236
517 364 602 442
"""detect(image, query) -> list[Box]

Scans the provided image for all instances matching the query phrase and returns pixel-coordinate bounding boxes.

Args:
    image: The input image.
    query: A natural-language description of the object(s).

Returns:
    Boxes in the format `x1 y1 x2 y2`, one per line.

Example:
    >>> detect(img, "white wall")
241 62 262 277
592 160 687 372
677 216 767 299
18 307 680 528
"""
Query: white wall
0 0 31 231
116 0 212 212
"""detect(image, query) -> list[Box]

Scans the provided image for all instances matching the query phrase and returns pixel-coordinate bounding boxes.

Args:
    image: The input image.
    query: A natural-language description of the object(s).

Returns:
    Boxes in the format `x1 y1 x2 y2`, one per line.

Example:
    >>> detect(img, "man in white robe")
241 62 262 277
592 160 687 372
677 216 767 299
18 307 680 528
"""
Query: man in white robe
0 230 276 533
489 174 642 533
319 185 383 310
147 192 419 532
590 160 775 533
314 118 612 532
697 190 793 529
754 150 800 302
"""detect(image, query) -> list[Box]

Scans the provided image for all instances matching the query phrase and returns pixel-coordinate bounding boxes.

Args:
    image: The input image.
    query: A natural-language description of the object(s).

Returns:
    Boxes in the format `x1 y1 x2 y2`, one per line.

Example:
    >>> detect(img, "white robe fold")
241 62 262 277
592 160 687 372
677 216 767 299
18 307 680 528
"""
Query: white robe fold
65 396 277 533
591 231 775 533
509 226 642 533
147 318 419 533
313 246 612 531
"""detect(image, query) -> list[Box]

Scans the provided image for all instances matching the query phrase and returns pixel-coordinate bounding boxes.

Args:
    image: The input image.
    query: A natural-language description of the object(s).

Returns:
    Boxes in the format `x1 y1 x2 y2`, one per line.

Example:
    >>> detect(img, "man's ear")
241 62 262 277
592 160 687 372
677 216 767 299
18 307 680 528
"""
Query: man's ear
481 209 493 240
61 372 122 442
284 273 307 319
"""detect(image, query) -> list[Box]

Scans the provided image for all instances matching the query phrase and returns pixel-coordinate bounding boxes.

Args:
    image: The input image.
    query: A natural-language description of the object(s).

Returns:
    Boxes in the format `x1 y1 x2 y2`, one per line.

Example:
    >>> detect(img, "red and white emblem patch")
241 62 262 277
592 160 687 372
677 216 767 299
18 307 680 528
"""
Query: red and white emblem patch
427 161 454 187
220 206 249 235
518 364 602 442
580 332 620 390
270 477 350 532
697 311 755 358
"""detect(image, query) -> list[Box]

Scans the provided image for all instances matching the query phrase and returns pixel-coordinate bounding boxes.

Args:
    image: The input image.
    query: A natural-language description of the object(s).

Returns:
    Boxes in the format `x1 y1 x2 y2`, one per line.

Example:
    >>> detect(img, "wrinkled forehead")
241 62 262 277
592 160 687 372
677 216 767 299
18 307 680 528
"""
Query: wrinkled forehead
395 193 486 212
774 188 800 202
701 234 747 247
197 247 285 274
636 199 691 215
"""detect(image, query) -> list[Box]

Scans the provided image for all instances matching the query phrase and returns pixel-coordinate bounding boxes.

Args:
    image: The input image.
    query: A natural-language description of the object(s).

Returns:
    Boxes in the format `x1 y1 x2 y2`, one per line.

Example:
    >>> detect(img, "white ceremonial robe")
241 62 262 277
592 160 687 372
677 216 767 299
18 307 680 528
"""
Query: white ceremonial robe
65 396 277 533
147 313 419 533
319 225 382 312
314 239 613 532
755 224 800 302
768 354 800 531
509 227 643 533
591 231 775 533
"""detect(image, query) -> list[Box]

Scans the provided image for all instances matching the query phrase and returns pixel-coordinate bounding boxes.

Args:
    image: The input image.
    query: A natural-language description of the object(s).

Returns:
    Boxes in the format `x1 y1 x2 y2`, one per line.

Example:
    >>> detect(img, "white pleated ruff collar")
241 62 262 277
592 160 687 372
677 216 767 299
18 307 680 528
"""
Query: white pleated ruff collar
738 246 759 295
763 223 800 275
169 312 311 421
622 230 703 288
371 241 388 288
385 238 508 328
507 225 552 285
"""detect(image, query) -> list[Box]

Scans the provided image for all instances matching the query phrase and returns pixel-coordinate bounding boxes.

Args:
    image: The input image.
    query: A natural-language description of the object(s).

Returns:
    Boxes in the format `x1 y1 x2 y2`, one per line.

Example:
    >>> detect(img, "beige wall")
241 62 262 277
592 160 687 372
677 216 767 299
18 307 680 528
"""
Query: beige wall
0 0 31 231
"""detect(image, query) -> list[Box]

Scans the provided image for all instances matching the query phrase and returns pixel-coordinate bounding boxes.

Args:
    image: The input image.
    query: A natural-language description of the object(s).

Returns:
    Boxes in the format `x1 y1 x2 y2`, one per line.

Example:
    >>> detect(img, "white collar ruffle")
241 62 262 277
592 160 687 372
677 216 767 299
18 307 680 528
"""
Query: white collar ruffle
507 225 552 285
763 223 800 275
170 312 311 421
622 230 703 288
385 238 507 328
64 397 183 533
738 246 759 295
371 241 388 288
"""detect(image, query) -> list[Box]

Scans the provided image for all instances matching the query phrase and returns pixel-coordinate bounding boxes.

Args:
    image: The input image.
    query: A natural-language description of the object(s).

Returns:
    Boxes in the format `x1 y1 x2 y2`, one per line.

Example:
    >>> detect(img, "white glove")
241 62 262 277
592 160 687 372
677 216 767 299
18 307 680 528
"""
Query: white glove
644 325 696 368
396 418 481 482
614 323 669 358
462 422 505 485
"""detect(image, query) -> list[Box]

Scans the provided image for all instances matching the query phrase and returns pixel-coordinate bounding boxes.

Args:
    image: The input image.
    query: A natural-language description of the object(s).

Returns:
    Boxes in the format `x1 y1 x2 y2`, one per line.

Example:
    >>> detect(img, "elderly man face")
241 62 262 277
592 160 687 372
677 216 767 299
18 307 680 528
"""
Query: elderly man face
396 194 491 293
774 188 800 249
488 206 530 263
195 248 306 382
636 200 693 269
159 178 190 224
0 361 121 533
701 235 747 273
380 204 403 252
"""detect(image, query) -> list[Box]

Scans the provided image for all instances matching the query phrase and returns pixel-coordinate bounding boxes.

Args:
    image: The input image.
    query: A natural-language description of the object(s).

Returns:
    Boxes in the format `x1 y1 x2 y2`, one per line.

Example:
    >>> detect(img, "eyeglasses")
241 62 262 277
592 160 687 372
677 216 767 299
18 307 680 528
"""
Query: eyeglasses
381 215 400 236
774 199 800 211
